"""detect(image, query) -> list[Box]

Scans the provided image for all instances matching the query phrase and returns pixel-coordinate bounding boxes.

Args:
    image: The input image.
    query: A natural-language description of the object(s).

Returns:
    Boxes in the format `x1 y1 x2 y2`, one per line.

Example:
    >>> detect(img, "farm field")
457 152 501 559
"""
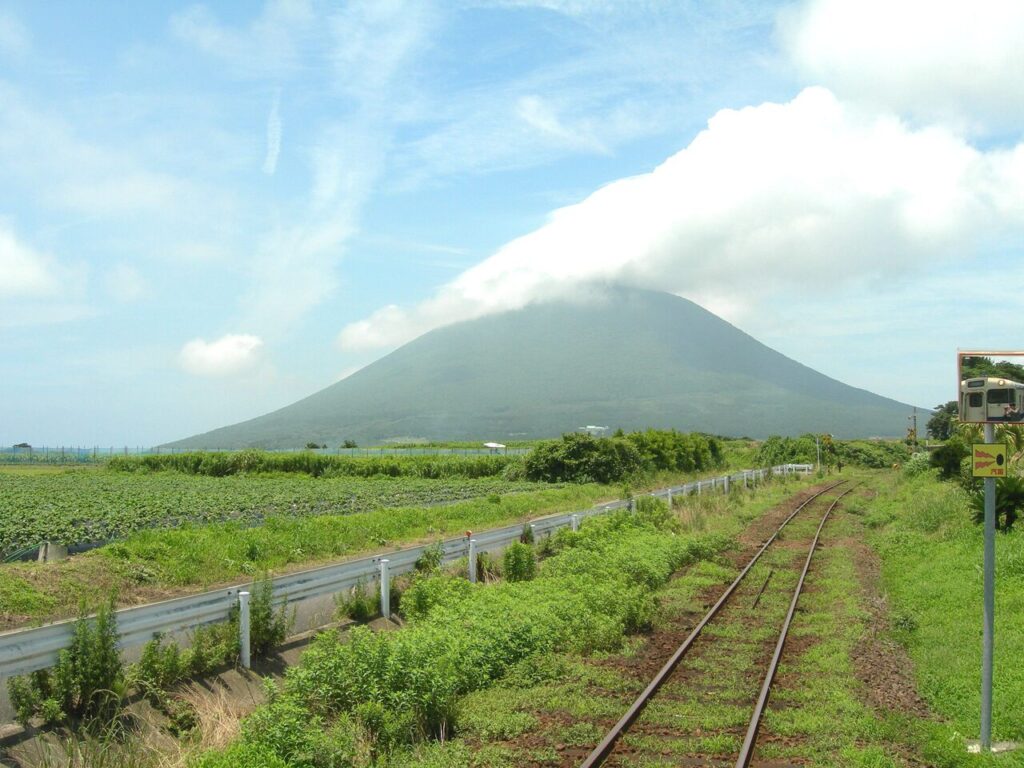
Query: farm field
0 469 813 767
0 480 616 628
0 466 543 556
7 469 1022 767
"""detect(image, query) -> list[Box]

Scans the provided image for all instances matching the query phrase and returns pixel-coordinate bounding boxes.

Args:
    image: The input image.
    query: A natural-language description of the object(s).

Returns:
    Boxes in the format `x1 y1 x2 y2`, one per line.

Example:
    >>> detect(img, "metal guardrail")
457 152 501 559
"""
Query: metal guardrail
0 464 813 683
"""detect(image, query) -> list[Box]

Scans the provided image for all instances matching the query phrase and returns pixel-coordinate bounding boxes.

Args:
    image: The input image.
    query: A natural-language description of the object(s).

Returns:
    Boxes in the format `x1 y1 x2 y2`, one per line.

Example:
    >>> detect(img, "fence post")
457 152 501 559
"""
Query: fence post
571 514 580 532
380 559 391 620
239 591 251 669
468 540 477 583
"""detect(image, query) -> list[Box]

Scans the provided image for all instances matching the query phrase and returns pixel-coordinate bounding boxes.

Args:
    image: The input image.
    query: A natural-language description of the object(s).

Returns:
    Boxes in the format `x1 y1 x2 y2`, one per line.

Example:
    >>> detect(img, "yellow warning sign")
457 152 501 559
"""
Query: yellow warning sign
973 444 1008 477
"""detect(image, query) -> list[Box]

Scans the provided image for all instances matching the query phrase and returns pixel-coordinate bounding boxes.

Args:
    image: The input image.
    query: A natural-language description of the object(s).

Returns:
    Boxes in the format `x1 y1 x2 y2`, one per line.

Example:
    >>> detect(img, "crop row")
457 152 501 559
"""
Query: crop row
106 451 521 479
0 471 544 555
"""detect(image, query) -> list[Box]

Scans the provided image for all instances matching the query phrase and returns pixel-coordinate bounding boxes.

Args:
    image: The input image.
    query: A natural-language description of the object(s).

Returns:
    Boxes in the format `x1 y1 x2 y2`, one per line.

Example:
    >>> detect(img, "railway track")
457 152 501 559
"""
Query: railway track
580 480 857 768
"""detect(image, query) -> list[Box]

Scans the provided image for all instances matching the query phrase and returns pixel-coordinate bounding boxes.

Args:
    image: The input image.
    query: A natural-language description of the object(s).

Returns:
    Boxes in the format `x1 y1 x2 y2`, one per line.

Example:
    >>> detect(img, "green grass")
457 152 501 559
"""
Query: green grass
869 472 1024 764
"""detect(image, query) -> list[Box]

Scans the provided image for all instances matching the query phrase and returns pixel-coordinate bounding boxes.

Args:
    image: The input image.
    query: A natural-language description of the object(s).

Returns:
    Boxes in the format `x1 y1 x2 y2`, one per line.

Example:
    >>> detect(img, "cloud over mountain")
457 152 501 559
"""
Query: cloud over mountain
339 86 1024 351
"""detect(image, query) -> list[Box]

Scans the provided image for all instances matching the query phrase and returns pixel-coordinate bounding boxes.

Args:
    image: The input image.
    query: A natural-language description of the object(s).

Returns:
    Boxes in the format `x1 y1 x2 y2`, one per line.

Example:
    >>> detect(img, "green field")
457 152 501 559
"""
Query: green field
868 471 1024 761
0 467 543 556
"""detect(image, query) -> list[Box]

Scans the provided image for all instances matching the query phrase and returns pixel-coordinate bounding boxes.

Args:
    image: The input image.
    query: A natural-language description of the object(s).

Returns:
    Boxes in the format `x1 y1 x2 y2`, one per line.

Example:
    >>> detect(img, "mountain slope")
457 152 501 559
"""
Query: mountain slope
167 288 913 447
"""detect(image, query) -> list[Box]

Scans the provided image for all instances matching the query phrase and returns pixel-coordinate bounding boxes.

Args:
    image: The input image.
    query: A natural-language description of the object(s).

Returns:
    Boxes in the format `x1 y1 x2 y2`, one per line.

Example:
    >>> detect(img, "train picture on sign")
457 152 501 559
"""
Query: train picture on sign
960 377 1024 423
957 351 1024 424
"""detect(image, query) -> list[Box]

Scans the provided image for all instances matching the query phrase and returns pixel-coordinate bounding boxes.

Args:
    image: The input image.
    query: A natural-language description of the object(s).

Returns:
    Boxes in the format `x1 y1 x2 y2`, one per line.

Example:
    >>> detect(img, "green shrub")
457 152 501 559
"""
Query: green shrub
929 438 970 480
7 598 124 726
191 742 292 768
902 452 933 478
249 575 292 657
186 619 239 677
502 543 536 582
970 474 1024 532
337 579 378 623
240 697 362 768
131 634 186 701
414 542 444 573
524 433 644 484
401 574 474 622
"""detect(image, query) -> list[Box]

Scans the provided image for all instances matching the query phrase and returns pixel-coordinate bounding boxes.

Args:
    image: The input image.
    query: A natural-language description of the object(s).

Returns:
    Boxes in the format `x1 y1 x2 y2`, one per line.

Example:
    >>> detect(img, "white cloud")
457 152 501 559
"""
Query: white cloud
104 263 149 303
0 10 30 58
0 224 58 298
778 0 1024 133
179 334 265 377
262 91 282 175
339 86 1024 351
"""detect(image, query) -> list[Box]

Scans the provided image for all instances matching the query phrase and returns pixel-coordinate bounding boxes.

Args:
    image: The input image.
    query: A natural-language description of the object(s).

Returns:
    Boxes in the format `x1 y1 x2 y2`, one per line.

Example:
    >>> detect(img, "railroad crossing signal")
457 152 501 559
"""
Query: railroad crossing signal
973 444 1008 477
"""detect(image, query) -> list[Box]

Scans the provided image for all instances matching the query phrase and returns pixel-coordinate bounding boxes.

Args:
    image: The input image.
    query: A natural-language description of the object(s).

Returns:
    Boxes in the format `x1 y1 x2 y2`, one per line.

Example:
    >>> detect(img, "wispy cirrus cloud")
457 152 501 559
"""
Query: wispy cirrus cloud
175 0 437 338
170 0 318 79
262 91 282 175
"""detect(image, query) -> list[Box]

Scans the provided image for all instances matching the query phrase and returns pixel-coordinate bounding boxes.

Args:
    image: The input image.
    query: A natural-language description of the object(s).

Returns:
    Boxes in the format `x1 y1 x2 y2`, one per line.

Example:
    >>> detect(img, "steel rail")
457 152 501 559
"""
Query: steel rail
578 479 847 768
734 484 859 768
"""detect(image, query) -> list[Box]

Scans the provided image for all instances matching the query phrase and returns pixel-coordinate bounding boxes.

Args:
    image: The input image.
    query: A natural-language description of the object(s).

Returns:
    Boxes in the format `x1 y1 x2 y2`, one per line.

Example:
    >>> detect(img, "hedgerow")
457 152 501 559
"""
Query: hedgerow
755 434 909 469
524 430 723 484
107 451 521 480
197 501 730 765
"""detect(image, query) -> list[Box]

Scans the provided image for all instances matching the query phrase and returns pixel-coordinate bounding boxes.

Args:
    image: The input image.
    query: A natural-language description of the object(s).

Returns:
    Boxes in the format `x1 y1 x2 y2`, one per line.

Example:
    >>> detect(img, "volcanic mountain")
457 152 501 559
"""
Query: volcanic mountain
167 288 914 448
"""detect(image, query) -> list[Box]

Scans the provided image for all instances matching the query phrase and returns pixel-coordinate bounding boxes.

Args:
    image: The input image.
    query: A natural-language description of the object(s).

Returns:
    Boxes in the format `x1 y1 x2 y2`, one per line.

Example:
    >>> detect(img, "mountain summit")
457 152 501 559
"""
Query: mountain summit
167 288 912 448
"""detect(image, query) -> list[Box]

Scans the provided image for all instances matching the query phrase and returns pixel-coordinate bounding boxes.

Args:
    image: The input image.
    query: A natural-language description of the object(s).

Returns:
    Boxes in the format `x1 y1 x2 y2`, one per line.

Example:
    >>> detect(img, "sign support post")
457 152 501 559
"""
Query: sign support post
981 424 996 752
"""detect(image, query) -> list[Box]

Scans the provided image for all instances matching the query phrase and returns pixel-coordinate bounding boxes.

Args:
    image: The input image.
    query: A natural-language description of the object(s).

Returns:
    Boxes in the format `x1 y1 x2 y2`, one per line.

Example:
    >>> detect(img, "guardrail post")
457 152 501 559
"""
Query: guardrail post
724 475 730 494
238 591 251 669
529 523 538 540
628 498 635 513
697 481 702 496
743 471 748 489
468 539 477 583
571 514 580 532
667 488 673 507
380 559 391 620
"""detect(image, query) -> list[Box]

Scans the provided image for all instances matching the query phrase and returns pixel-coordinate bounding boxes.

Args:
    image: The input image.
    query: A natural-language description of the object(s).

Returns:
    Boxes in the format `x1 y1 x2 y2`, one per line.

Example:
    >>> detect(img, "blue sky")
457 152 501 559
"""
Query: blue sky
1 0 1023 447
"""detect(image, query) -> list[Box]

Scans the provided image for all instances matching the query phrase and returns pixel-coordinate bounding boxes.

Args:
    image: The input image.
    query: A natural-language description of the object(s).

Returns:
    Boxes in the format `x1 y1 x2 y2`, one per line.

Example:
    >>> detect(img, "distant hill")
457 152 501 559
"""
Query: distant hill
166 287 915 448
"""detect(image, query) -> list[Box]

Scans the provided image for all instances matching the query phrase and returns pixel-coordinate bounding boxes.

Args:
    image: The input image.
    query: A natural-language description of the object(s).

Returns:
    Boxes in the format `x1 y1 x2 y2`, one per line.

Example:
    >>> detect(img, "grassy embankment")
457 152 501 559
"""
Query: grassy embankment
190 473 813 768
864 471 1024 765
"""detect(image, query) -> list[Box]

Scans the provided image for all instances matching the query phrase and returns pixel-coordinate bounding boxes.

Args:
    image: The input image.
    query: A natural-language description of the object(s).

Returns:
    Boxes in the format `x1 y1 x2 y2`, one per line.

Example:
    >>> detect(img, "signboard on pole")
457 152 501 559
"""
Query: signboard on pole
973 444 1008 478
958 350 1024 424
958 348 1024 754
